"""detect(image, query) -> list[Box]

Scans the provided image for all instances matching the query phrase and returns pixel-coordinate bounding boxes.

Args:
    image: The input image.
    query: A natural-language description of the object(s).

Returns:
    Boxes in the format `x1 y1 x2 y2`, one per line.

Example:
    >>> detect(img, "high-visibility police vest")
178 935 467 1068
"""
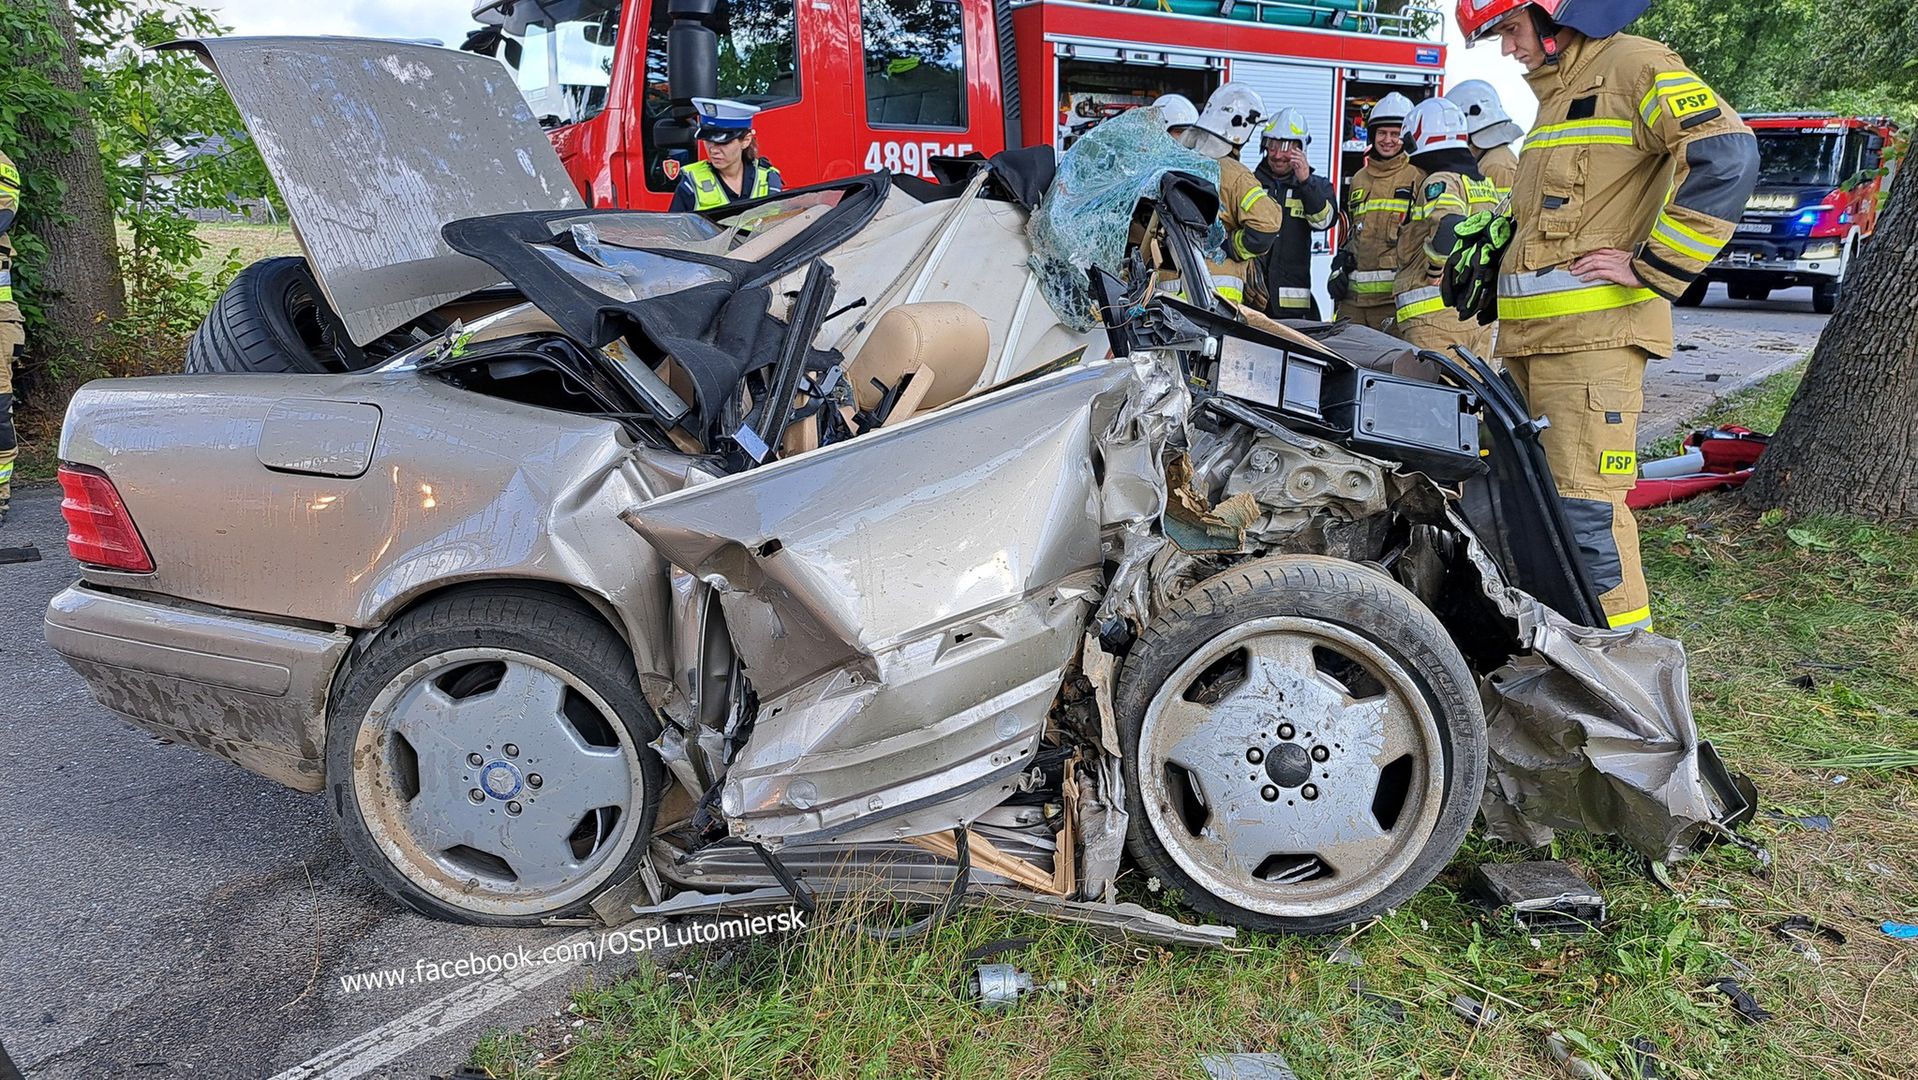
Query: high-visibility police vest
682 160 777 210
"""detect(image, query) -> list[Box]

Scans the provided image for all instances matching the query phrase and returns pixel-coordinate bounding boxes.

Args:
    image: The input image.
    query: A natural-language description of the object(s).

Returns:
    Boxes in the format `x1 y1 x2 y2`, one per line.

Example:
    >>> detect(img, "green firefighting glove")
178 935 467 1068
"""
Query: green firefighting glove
1442 211 1513 325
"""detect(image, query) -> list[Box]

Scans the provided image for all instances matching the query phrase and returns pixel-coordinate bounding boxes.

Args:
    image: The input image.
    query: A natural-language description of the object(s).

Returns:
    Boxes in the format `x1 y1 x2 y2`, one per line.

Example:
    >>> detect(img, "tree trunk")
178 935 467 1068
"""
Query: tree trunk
17 0 127 373
1744 168 1918 520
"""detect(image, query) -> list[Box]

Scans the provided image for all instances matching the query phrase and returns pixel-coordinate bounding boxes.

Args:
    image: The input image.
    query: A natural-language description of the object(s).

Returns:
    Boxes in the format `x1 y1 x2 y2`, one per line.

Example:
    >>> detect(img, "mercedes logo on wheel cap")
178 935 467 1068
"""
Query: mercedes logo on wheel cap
480 760 523 800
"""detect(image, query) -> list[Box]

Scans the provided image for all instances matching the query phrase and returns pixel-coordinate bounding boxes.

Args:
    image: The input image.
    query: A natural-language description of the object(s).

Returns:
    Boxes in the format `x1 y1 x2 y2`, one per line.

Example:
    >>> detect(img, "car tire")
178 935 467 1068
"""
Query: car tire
1117 555 1485 934
185 257 357 374
326 587 664 926
1812 278 1839 315
1675 278 1708 307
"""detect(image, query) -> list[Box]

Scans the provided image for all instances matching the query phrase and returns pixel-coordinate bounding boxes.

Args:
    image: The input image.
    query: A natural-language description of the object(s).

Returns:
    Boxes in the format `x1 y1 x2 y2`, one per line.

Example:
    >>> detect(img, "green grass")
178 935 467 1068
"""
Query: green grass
469 362 1916 1079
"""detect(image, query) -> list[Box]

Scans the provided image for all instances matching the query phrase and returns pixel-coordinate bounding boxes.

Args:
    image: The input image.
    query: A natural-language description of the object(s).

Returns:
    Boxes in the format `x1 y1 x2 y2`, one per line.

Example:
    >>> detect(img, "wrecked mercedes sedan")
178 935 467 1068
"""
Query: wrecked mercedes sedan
47 38 1749 938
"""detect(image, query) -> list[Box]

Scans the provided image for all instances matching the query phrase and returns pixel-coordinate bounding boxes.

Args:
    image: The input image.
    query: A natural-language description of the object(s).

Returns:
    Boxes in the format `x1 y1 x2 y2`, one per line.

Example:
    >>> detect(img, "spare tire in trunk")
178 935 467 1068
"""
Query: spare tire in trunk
185 257 445 375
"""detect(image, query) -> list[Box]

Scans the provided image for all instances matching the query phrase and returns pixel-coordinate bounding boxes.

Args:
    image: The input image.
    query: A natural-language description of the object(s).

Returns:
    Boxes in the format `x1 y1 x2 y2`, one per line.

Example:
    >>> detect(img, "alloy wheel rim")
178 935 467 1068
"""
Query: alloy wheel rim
352 648 644 916
1138 616 1446 918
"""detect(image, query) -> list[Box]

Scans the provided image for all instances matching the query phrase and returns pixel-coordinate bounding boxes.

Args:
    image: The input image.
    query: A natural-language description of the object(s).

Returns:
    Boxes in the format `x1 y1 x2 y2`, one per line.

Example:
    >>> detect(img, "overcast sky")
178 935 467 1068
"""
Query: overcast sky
204 0 1538 131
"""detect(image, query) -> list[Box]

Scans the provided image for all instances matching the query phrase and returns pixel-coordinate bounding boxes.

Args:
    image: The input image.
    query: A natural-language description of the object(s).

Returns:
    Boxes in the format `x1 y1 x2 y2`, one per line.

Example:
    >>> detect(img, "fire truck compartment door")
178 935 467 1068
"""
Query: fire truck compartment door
1231 60 1337 184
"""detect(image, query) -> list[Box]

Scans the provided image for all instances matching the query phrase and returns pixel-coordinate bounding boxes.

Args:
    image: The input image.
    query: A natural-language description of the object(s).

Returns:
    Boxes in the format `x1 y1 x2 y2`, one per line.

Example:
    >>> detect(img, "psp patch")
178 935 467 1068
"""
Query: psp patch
1666 86 1718 120
1598 450 1638 476
1425 180 1447 200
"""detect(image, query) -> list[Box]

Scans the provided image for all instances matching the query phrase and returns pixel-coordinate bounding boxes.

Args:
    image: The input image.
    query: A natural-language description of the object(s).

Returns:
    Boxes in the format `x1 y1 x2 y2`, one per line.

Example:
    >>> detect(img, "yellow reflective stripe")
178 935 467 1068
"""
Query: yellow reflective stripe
1651 212 1724 262
1240 187 1268 212
0 159 18 188
0 287 11 303
1607 605 1652 630
1232 230 1256 261
1396 286 1444 320
1215 286 1245 303
1352 279 1396 294
1498 282 1658 320
1523 118 1635 151
0 462 13 483
1362 198 1410 213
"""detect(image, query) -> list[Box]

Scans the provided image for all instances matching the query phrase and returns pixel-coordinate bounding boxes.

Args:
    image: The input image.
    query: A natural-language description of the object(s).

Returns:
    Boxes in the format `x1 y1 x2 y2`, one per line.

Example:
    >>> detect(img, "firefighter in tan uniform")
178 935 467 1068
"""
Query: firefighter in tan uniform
0 149 21 527
1457 0 1760 630
1446 80 1523 198
1169 83 1286 305
1391 99 1501 359
1331 94 1418 330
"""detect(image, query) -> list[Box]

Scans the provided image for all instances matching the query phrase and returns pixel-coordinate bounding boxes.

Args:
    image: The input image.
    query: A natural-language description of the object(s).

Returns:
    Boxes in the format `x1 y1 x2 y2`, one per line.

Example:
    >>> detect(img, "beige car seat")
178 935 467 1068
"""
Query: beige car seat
847 301 991 423
780 301 990 456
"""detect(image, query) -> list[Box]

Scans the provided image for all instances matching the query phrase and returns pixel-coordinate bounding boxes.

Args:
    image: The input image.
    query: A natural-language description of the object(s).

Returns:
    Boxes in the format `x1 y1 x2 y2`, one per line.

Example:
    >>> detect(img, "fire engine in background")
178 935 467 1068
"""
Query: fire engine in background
1683 114 1902 315
468 0 1449 309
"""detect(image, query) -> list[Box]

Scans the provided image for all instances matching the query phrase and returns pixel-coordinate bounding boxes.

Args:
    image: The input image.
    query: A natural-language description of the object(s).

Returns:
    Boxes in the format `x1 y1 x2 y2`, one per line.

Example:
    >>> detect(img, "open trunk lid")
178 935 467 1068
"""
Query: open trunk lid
164 35 582 346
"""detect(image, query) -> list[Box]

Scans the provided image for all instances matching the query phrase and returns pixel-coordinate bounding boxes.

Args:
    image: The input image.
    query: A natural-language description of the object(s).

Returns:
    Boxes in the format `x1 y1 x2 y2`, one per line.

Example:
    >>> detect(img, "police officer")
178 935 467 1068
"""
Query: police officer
1391 98 1501 359
1251 107 1335 320
1331 93 1418 329
668 98 783 212
1169 83 1286 306
1457 0 1759 630
0 148 21 527
1444 79 1524 197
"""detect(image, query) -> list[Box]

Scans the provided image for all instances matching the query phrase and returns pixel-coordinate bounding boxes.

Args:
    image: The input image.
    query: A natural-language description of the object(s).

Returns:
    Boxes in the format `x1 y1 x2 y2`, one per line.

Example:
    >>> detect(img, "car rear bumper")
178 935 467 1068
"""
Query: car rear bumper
44 584 351 792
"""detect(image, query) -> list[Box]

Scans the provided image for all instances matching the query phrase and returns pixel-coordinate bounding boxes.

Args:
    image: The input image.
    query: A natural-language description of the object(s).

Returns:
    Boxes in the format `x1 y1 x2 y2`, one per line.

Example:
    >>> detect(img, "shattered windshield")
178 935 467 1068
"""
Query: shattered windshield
1027 106 1221 331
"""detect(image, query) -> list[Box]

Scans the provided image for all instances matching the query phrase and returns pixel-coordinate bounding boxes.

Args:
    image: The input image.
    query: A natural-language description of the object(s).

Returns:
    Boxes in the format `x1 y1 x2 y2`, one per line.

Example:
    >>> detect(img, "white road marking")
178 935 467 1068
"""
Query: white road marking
266 929 600 1080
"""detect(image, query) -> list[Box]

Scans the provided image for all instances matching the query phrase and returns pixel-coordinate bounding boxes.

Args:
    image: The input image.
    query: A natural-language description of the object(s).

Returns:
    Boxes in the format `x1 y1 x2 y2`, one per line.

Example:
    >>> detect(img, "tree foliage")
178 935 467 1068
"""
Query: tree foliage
1639 0 1918 124
0 0 279 357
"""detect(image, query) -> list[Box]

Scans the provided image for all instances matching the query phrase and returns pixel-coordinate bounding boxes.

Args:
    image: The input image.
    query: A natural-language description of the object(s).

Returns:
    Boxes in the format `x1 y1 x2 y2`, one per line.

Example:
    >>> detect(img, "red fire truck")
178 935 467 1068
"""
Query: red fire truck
1685 113 1902 314
470 0 1448 284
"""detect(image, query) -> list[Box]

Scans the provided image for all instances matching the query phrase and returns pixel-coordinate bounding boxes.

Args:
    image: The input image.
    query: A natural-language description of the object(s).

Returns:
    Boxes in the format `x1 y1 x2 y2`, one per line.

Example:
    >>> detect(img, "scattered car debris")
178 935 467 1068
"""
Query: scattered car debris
1771 914 1846 956
1709 978 1773 1024
1199 1052 1300 1080
1326 944 1363 967
1880 921 1918 940
1347 978 1406 1024
1762 809 1832 831
1543 1028 1613 1079
1470 861 1606 933
969 963 1064 1010
964 936 1036 963
1626 1035 1664 1079
0 544 40 565
1450 994 1500 1027
1788 673 1818 691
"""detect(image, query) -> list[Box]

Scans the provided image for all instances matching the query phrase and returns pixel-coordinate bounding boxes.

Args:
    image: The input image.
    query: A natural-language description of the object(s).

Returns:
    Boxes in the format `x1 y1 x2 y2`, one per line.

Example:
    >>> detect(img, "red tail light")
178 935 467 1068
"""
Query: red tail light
59 464 155 573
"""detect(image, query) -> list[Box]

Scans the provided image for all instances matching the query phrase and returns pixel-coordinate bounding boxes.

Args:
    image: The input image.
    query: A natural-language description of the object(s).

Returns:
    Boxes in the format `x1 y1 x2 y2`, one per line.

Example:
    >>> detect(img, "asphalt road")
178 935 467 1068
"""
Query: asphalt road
0 292 1826 1078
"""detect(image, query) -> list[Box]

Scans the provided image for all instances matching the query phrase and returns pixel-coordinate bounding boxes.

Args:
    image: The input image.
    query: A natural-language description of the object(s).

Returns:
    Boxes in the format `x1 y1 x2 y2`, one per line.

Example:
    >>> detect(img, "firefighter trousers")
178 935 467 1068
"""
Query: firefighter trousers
1336 301 1393 331
1503 345 1651 631
0 319 19 507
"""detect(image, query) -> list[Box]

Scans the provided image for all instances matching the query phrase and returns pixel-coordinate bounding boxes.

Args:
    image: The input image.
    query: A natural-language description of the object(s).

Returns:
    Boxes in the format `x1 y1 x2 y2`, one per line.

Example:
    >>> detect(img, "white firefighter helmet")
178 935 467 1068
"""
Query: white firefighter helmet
1194 82 1266 148
1261 106 1313 147
1367 92 1415 131
1152 93 1200 131
1444 79 1525 149
1403 96 1472 155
